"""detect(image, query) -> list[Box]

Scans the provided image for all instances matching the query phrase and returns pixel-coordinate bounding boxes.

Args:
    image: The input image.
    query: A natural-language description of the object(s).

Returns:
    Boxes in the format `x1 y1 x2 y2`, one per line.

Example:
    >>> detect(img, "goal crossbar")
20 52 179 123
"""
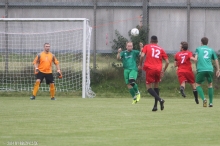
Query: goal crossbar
0 18 95 98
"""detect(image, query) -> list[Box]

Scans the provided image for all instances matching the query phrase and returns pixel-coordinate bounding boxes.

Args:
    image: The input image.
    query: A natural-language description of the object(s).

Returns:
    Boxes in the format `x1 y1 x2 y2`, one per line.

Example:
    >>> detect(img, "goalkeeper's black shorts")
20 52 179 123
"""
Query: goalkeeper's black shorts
36 71 54 84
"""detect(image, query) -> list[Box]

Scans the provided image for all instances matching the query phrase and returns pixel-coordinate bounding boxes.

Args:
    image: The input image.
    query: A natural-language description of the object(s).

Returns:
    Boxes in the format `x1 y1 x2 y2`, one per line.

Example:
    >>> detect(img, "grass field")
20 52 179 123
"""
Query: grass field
0 96 220 146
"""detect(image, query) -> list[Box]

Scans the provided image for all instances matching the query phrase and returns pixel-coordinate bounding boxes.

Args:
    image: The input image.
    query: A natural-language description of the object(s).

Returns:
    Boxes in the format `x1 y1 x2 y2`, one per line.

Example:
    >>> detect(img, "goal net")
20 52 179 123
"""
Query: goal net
0 18 95 98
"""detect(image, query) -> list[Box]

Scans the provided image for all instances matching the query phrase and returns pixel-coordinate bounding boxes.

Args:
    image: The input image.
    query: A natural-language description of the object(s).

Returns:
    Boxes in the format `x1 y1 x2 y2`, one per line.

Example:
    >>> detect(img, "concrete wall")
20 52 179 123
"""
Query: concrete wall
1 0 220 53
190 9 220 52
149 9 187 53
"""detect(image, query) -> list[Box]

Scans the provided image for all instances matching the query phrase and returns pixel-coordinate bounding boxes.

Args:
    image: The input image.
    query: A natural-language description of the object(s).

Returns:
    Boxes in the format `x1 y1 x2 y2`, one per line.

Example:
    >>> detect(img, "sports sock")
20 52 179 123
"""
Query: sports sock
154 88 159 96
193 90 198 99
129 88 136 98
32 81 40 96
154 88 159 107
208 87 213 104
50 83 55 98
133 83 139 94
196 86 205 101
180 86 184 90
148 88 161 101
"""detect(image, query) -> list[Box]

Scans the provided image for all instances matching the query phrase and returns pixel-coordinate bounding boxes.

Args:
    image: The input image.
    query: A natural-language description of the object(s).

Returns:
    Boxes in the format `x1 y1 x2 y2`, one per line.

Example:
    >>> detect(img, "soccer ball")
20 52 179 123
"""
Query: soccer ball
131 28 139 36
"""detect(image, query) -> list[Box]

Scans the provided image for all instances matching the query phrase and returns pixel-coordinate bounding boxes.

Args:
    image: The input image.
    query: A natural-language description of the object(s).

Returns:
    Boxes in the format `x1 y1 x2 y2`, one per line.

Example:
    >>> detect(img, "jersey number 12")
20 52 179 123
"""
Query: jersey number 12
151 48 160 58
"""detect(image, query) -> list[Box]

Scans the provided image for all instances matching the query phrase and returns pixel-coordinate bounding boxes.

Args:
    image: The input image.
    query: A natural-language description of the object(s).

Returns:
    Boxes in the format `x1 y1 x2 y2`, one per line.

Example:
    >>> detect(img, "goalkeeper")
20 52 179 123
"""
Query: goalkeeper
117 41 141 104
30 43 62 100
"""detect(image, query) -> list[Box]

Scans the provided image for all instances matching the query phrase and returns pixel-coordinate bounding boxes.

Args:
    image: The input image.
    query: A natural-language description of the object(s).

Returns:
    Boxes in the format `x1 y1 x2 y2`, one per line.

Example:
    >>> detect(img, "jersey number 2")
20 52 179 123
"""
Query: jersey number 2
204 50 209 58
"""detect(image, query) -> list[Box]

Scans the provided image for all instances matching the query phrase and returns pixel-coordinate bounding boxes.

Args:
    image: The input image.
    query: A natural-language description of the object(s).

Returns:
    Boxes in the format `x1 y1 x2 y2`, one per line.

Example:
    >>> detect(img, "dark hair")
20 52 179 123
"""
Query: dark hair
181 41 188 50
151 35 158 43
201 37 208 45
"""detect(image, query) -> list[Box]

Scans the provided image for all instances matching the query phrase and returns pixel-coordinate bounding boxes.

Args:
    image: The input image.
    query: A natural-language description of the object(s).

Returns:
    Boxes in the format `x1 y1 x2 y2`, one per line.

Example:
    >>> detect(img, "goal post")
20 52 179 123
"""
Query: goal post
0 18 95 98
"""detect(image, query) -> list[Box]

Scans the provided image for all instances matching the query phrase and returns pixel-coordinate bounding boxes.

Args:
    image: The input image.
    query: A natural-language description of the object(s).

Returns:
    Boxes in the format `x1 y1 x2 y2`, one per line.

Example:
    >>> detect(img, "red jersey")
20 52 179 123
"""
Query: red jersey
174 50 193 73
142 44 168 71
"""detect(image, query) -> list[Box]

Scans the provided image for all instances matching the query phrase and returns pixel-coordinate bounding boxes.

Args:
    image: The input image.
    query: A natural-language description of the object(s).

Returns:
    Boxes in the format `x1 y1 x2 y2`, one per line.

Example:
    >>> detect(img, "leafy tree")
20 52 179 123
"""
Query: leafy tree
111 30 128 53
111 25 148 52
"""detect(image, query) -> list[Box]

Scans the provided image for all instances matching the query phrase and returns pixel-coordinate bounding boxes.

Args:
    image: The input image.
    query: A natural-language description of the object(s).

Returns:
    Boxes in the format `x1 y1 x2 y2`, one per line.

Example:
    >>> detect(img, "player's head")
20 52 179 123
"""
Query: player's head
180 41 188 51
201 37 208 45
44 43 50 53
126 41 133 52
150 35 158 44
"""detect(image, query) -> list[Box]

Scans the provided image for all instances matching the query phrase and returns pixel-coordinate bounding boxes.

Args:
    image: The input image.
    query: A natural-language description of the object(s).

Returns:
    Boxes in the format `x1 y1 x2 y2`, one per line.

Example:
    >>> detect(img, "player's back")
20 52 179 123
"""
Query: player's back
143 44 168 71
195 45 216 72
175 50 193 72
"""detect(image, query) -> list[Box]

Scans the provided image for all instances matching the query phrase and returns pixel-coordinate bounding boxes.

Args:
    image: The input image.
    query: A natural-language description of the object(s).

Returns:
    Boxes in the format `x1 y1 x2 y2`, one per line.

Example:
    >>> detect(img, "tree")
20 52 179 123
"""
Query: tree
111 25 148 52
111 30 128 53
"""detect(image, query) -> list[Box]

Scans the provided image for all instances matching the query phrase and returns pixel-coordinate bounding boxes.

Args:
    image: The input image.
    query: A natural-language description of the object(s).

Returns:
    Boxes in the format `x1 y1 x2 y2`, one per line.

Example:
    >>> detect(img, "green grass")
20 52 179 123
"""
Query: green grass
1 97 220 146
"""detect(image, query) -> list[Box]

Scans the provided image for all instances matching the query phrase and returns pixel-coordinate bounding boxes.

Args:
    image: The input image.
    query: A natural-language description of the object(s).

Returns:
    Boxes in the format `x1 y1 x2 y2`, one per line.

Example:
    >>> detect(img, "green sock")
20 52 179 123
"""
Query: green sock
129 88 136 98
133 84 139 94
208 87 213 104
196 86 205 101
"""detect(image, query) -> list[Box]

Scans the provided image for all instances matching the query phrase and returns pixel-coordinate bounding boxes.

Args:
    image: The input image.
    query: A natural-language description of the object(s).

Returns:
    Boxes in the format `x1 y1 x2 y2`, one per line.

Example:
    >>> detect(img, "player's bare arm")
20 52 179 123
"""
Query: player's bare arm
138 52 145 70
214 59 220 77
139 42 143 52
190 56 197 62
194 54 198 61
117 48 122 60
55 64 61 71
161 59 169 78
174 60 177 67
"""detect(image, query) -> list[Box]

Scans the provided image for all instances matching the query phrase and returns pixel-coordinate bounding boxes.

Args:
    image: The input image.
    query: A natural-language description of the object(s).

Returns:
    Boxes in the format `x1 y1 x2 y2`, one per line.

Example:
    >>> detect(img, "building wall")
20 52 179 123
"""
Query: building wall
0 0 220 53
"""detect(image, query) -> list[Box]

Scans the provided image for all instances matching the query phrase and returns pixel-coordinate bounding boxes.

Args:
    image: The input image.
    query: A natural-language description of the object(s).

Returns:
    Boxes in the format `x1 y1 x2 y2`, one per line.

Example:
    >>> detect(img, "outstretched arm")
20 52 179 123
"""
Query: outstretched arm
139 42 143 52
138 52 145 70
117 48 122 60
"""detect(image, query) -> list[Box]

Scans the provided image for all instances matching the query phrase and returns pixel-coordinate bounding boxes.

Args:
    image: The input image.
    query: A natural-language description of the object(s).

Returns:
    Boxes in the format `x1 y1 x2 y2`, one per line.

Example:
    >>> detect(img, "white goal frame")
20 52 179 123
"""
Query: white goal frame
0 18 95 98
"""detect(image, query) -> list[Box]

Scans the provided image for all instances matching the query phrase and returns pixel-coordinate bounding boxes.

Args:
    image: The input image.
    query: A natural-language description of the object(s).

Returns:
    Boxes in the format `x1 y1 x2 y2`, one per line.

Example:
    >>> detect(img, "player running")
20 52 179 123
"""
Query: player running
30 43 62 100
117 42 141 104
174 41 199 104
195 37 220 107
138 36 169 111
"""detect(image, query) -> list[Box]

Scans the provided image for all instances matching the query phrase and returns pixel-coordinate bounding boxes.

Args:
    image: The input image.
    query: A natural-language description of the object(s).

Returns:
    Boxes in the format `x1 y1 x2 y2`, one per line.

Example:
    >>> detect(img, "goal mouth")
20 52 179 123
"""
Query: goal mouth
0 18 95 98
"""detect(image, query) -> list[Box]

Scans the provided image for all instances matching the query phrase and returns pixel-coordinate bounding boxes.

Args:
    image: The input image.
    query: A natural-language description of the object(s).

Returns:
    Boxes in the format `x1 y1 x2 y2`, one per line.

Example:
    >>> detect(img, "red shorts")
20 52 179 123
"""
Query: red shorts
177 71 195 84
144 68 161 84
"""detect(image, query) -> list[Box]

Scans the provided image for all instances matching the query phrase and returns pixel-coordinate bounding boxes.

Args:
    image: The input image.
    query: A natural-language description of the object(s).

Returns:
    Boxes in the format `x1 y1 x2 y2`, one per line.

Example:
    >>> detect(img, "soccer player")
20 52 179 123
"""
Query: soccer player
30 43 62 100
174 41 199 104
138 36 169 111
195 37 220 107
117 42 141 104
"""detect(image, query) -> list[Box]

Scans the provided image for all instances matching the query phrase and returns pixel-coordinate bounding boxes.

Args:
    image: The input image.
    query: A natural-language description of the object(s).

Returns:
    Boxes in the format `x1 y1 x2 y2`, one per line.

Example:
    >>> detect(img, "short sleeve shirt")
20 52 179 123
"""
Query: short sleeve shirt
195 45 218 72
120 50 140 71
175 50 193 73
142 44 168 71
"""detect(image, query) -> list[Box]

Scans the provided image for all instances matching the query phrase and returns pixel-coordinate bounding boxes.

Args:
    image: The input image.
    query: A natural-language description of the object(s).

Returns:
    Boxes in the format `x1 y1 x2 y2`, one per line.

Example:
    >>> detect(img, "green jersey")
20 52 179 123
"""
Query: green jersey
120 50 140 71
195 45 218 72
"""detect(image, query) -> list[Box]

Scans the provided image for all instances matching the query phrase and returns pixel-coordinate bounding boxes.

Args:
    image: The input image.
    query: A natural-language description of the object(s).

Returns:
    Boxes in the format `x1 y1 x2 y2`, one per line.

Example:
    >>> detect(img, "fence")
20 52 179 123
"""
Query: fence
1 0 220 93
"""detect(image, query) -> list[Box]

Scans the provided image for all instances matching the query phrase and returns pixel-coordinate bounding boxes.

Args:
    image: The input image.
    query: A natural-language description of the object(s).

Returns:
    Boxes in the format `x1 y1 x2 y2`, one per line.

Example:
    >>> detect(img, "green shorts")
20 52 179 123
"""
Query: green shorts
124 69 138 84
196 71 213 84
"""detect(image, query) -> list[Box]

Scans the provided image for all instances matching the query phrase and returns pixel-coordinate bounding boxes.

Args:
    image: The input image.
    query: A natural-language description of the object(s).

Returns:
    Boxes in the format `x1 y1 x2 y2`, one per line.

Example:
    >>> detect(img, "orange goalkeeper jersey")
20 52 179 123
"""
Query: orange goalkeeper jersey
33 51 59 74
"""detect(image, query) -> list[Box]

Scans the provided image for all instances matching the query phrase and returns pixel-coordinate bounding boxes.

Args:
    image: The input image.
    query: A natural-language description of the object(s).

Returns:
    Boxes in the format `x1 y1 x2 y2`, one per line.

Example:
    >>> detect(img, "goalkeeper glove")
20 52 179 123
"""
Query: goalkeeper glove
34 68 39 74
57 70 62 79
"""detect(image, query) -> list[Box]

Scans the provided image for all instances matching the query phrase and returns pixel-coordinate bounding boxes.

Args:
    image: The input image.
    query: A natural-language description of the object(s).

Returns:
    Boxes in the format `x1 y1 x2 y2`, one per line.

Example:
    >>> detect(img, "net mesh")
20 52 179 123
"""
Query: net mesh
0 19 95 98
